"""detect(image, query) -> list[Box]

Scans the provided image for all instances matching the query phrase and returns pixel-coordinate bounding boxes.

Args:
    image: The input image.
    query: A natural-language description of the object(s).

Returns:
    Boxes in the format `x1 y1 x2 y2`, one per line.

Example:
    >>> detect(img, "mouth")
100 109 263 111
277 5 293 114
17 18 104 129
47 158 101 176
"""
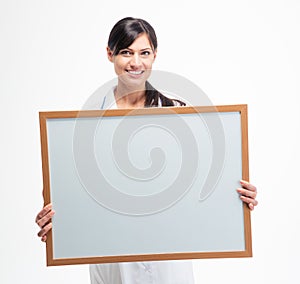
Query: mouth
126 70 144 76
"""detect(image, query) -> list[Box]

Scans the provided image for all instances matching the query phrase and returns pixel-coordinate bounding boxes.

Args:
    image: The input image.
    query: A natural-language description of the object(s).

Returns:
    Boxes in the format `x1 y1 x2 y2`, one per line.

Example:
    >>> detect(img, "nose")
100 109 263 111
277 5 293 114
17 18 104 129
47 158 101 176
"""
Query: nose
130 53 142 67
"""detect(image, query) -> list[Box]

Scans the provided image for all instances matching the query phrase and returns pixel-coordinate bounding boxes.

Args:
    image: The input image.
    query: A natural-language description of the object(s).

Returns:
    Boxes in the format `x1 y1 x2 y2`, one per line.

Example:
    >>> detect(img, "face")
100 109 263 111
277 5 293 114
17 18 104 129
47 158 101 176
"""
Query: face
107 33 157 89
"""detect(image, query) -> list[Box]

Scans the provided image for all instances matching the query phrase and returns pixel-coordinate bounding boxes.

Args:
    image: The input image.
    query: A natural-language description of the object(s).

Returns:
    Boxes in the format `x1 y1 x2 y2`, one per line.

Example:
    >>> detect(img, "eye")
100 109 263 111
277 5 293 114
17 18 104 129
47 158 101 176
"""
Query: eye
140 50 152 58
119 50 132 57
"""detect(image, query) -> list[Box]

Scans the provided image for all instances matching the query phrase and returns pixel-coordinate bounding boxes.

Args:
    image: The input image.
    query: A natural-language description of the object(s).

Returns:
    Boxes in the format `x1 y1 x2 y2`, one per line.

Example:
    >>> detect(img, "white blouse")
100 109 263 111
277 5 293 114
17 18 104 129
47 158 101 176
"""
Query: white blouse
89 88 195 284
90 261 195 284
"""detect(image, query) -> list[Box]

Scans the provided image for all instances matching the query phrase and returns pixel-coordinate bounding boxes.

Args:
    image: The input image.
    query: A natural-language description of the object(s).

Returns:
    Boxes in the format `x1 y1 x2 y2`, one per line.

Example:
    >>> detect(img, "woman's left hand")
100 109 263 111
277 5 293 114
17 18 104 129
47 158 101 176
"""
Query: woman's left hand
237 180 258 211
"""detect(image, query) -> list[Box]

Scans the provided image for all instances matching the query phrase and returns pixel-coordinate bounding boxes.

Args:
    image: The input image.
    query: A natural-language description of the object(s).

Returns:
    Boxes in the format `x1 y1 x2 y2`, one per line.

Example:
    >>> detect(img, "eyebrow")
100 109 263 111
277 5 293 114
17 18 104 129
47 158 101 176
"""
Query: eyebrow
122 47 152 51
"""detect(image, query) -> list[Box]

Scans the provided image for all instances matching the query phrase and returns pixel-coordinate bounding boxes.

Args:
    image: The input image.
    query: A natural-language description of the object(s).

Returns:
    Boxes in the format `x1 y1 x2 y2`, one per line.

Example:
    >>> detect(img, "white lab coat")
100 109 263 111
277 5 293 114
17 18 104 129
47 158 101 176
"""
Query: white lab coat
88 88 195 284
90 261 195 284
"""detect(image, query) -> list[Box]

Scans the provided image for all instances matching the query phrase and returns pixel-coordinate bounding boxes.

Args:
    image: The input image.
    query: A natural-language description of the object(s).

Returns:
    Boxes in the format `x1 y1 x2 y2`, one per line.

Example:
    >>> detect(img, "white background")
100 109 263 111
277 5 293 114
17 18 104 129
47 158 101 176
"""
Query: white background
1 0 299 283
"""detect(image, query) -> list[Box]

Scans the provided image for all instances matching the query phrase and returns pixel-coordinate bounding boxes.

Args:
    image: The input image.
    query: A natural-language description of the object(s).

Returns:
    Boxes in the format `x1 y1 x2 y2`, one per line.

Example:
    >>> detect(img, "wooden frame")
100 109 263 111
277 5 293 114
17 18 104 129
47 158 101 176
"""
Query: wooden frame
39 104 252 266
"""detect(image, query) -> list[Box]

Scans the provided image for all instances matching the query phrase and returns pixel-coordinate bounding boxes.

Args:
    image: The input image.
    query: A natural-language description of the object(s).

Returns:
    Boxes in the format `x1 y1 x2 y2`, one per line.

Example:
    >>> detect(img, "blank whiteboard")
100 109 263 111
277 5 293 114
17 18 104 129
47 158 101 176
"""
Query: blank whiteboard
39 105 252 266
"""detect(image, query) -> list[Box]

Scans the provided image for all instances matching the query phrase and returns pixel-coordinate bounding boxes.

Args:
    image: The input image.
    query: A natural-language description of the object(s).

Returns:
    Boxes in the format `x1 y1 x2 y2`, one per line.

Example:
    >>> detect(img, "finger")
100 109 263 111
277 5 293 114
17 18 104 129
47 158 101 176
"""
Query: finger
35 203 52 223
237 187 257 199
37 222 52 238
239 195 258 207
36 210 55 229
240 180 257 193
248 203 254 211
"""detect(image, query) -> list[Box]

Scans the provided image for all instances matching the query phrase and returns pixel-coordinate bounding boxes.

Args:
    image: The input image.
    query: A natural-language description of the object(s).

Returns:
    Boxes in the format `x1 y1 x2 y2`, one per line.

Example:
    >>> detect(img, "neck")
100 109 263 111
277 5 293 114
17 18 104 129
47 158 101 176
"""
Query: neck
114 82 146 108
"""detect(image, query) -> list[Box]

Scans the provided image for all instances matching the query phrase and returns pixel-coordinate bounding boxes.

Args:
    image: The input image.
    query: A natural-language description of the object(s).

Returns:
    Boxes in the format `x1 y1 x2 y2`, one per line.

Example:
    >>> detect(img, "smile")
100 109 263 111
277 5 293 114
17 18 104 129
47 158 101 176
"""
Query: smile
127 70 144 75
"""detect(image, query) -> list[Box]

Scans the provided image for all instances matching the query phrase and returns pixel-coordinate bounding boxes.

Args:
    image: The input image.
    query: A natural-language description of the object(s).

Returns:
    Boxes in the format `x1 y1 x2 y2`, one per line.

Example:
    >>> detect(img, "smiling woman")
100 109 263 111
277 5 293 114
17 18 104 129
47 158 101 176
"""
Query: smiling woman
105 17 186 109
107 33 156 106
35 16 258 284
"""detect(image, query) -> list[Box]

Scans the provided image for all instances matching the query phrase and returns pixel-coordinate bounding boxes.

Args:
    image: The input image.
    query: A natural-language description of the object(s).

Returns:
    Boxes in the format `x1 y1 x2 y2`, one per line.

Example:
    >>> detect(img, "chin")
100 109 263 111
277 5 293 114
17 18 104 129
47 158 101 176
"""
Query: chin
120 75 148 89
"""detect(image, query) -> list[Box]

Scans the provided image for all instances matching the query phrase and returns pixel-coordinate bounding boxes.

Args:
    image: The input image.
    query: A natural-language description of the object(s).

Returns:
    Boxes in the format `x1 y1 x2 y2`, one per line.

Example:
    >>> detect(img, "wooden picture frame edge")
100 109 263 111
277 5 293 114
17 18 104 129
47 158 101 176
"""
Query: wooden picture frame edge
39 104 252 266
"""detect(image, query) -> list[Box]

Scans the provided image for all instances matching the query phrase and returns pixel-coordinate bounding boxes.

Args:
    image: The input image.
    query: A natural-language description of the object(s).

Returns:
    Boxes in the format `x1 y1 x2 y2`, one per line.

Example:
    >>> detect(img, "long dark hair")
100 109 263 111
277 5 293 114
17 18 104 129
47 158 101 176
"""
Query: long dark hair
108 17 186 107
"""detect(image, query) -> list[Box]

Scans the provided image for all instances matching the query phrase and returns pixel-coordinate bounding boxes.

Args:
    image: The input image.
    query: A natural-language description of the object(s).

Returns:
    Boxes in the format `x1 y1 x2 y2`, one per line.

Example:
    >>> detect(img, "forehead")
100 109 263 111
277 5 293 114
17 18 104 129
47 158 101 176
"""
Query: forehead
127 33 152 50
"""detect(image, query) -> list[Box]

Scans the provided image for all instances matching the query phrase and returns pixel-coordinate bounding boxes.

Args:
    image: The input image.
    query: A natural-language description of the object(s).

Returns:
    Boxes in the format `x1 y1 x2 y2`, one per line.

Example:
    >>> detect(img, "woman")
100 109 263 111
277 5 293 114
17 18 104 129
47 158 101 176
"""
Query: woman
36 17 258 284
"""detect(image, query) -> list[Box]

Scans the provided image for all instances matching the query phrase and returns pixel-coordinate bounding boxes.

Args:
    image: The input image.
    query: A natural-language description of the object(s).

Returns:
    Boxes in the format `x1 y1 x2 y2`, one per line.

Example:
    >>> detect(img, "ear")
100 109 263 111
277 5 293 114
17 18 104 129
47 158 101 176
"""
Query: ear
106 47 114 62
153 49 157 62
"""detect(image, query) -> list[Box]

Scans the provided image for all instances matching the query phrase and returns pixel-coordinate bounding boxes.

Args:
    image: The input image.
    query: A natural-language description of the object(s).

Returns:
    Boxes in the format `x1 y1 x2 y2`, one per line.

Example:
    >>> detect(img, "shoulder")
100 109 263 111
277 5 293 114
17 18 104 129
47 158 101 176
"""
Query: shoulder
172 98 187 107
158 94 187 107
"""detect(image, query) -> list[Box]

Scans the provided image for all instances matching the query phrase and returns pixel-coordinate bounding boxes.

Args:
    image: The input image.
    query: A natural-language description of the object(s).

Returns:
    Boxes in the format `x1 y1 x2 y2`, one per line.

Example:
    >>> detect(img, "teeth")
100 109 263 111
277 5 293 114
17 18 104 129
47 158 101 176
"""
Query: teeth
128 70 143 75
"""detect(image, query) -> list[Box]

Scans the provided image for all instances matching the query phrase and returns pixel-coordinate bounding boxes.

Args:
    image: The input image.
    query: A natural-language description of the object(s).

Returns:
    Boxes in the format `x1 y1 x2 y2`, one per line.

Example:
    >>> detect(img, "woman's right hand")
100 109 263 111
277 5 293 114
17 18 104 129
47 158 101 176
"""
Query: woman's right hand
35 203 55 242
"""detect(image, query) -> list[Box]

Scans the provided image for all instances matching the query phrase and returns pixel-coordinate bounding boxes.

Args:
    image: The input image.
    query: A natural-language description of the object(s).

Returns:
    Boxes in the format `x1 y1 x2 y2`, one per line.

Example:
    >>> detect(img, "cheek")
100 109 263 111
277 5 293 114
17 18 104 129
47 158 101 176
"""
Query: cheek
144 58 155 69
114 58 129 73
113 62 124 75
